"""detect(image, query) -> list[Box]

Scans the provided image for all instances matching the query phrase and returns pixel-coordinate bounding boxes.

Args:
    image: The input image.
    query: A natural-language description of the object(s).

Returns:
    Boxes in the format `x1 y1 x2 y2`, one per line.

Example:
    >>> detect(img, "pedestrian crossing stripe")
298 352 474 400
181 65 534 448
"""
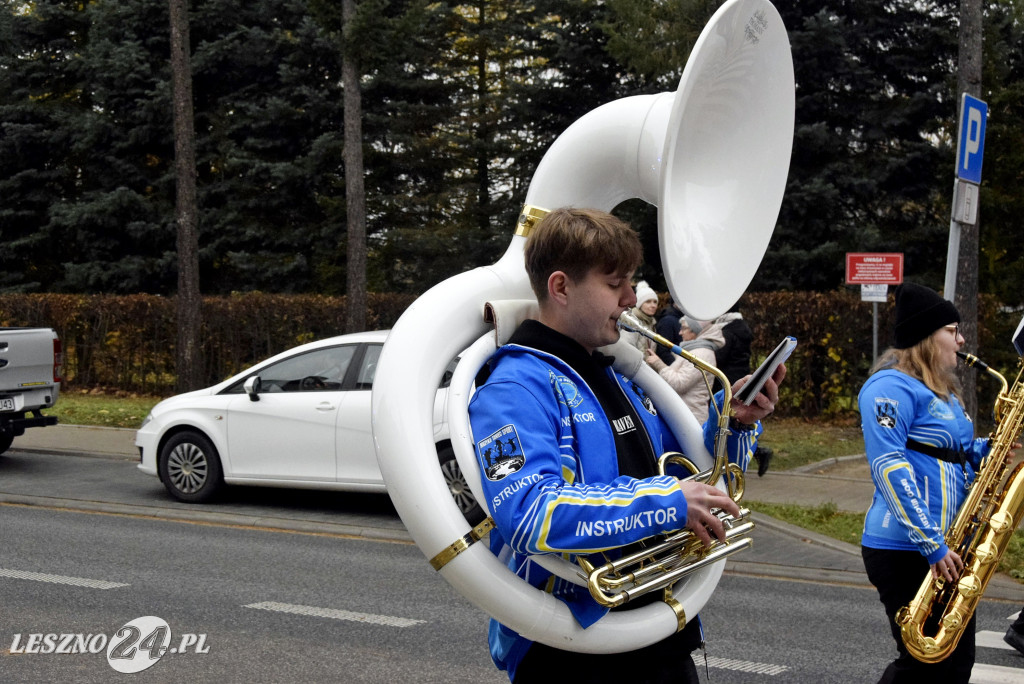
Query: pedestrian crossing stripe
0 567 128 589
243 601 425 628
705 655 789 676
977 629 1016 652
968 662 1024 684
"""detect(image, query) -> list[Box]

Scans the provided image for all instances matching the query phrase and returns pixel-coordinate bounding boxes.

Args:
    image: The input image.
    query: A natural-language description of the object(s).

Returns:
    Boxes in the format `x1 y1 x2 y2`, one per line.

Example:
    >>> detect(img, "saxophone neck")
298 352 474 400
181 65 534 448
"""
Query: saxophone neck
958 351 1010 398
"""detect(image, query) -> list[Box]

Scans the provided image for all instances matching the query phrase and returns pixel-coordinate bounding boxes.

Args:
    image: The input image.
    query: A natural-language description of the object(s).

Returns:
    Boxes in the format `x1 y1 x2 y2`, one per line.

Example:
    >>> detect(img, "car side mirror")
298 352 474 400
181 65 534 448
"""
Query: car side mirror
243 375 262 402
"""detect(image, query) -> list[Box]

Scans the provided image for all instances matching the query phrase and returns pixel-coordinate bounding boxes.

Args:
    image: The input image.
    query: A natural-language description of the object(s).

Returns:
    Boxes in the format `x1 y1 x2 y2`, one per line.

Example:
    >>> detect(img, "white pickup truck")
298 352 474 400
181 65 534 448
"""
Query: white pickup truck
0 327 63 454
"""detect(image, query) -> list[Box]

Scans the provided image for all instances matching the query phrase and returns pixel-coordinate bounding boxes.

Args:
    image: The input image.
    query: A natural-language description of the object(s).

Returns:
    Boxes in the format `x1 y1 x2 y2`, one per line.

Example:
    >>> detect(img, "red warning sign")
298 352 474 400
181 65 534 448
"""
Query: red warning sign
845 253 904 285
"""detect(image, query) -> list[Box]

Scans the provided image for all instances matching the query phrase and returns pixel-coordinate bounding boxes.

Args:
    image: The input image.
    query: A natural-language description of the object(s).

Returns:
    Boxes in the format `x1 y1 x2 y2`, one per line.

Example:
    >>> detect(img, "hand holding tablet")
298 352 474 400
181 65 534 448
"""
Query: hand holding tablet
734 336 797 405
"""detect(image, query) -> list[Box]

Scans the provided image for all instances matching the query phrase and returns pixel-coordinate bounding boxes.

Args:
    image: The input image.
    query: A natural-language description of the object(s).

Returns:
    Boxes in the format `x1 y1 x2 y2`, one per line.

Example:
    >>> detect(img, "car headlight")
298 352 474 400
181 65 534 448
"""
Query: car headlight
139 413 153 429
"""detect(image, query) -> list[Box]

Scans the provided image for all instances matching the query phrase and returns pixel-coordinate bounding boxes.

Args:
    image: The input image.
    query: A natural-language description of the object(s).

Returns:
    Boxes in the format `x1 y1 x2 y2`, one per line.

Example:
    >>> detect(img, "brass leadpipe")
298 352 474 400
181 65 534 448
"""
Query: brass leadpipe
618 310 738 496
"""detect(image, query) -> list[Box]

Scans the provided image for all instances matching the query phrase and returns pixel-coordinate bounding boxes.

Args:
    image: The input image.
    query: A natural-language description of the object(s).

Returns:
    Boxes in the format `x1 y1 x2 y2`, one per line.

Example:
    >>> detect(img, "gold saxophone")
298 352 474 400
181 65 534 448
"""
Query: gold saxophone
897 351 1024 663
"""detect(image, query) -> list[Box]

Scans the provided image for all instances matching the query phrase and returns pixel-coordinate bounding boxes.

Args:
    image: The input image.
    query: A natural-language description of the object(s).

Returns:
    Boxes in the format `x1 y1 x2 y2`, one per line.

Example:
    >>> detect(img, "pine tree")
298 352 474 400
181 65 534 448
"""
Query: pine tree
978 0 1024 307
0 1 98 292
755 1 959 291
188 0 345 294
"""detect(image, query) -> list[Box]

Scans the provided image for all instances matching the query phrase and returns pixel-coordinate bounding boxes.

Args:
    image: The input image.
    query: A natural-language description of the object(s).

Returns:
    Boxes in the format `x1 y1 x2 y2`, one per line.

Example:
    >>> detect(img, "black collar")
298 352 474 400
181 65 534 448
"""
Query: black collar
507 320 615 373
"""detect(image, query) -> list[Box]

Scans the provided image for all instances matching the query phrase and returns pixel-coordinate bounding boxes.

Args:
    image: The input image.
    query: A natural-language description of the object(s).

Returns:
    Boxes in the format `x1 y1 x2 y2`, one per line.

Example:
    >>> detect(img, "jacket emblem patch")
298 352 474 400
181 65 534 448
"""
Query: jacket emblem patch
874 398 898 428
477 424 526 481
927 398 954 420
551 373 584 409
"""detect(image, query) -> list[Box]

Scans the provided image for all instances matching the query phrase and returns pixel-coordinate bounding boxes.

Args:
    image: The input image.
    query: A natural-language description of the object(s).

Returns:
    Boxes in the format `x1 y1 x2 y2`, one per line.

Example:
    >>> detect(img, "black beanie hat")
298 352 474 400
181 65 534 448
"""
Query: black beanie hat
893 282 960 349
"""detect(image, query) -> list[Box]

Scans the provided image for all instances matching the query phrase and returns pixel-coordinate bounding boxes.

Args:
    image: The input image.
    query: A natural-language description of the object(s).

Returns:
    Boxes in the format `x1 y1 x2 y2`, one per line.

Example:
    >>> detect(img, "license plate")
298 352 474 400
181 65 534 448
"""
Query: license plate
0 397 14 412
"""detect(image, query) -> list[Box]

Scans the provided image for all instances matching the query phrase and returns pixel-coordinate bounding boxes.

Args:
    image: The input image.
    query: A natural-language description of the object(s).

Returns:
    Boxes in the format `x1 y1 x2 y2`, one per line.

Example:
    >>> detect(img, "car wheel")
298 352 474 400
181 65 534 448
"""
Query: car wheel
158 431 224 503
0 430 13 455
438 445 485 526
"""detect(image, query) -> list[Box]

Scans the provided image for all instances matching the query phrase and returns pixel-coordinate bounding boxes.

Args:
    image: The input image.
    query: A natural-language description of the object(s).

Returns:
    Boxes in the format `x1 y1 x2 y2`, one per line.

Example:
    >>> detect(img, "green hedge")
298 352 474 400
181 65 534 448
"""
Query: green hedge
740 290 1019 420
1 290 1019 419
0 293 415 395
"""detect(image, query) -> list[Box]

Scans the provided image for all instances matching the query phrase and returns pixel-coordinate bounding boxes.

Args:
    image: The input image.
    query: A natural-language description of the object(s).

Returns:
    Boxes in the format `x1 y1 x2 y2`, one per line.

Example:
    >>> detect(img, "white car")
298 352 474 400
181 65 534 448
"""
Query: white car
135 330 482 521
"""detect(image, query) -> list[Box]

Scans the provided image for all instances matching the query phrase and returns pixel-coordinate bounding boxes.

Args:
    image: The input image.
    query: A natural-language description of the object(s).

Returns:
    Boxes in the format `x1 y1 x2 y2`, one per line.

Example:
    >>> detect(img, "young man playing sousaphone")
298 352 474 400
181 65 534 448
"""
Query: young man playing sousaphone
468 207 785 683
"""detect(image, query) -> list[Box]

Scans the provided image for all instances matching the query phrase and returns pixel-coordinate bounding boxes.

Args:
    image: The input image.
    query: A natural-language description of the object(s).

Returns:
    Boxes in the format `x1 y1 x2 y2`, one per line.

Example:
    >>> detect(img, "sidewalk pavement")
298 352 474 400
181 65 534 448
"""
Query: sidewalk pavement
13 423 139 460
5 424 1023 601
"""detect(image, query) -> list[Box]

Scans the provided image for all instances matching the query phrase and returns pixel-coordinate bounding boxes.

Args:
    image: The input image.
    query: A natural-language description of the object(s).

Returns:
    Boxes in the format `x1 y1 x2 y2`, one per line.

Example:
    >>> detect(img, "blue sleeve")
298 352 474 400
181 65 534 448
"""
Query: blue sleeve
706 390 762 473
860 378 949 564
468 379 691 557
966 436 990 471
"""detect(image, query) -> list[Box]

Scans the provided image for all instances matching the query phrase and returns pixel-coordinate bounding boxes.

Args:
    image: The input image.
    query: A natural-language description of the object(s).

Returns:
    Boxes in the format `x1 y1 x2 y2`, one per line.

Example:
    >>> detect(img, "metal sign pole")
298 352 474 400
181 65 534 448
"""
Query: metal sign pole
945 94 987 301
943 184 962 301
873 301 879 365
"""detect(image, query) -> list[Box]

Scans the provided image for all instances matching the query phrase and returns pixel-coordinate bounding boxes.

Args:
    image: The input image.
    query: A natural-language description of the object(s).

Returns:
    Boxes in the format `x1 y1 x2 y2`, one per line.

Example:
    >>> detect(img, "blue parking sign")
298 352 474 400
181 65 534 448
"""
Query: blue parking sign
957 94 987 184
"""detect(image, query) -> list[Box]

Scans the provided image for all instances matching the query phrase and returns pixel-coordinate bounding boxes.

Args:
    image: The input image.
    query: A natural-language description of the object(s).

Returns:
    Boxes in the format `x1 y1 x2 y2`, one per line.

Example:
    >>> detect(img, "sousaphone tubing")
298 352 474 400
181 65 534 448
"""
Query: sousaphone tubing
372 0 794 652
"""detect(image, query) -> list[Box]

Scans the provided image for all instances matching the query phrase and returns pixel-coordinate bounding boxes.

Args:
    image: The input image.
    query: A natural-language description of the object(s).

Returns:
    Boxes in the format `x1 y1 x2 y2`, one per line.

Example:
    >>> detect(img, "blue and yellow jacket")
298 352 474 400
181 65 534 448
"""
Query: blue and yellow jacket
468 335 759 677
859 368 989 564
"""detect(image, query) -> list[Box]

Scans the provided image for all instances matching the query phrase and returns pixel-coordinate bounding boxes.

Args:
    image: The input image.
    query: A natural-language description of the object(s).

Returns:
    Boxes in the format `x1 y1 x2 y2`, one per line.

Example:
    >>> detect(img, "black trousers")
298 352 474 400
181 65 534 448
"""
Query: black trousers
1012 606 1024 633
512 618 701 684
862 546 976 684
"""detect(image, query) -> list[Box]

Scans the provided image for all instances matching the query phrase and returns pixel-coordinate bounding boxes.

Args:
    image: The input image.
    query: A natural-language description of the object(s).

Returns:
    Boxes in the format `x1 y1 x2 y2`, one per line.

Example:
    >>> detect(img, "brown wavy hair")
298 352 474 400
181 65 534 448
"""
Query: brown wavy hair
524 207 643 302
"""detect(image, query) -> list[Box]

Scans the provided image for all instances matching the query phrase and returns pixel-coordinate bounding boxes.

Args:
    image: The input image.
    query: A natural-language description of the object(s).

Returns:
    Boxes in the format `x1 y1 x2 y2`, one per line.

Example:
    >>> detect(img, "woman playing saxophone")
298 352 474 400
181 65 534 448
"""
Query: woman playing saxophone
858 282 989 683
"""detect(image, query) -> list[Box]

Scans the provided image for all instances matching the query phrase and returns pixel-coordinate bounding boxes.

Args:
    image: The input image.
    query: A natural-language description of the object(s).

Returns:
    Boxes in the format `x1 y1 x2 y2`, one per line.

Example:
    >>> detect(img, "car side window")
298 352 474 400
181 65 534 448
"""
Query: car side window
354 344 382 390
259 345 357 393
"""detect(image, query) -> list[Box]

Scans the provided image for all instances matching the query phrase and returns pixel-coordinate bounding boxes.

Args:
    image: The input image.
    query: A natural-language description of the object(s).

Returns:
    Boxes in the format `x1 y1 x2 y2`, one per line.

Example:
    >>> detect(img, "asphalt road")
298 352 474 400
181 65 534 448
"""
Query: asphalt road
2 446 1023 683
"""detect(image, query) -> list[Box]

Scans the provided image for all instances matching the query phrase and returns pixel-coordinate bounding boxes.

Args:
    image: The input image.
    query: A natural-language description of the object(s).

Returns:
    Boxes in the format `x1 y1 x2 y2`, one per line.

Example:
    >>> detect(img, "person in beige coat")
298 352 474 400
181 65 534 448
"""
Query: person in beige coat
644 315 725 424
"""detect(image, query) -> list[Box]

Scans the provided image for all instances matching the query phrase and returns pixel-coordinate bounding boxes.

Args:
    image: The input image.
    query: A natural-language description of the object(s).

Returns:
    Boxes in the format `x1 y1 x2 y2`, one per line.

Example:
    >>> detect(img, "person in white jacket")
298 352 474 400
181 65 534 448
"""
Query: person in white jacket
619 280 659 355
644 315 725 424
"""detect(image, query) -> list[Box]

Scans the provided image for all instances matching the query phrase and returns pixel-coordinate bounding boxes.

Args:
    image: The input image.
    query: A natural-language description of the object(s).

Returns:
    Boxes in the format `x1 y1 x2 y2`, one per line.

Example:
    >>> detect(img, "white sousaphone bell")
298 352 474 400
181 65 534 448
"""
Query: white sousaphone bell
372 0 795 653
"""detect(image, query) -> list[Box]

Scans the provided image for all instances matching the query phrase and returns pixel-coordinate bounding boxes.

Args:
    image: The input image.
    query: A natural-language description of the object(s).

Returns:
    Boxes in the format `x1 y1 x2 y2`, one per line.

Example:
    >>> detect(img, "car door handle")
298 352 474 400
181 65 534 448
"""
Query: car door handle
315 402 336 411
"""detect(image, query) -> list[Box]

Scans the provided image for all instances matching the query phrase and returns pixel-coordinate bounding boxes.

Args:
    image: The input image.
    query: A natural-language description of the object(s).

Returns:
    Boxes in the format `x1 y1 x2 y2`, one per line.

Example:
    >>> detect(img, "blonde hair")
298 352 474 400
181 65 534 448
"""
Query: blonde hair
870 333 960 402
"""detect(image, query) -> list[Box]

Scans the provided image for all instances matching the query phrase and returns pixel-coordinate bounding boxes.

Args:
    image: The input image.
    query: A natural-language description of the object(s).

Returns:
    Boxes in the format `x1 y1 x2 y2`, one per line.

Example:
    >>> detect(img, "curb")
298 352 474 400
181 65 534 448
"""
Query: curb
792 453 867 474
750 511 861 557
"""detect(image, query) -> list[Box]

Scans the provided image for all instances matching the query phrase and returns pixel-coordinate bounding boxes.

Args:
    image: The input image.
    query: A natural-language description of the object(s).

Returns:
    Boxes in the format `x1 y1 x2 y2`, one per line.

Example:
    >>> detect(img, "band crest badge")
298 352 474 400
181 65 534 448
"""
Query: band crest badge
874 398 898 429
477 424 526 481
630 381 658 416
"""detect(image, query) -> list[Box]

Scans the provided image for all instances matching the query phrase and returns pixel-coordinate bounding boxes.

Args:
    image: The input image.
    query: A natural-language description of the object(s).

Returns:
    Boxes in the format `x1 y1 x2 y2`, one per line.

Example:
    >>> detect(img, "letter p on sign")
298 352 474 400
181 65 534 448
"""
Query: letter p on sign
957 94 987 184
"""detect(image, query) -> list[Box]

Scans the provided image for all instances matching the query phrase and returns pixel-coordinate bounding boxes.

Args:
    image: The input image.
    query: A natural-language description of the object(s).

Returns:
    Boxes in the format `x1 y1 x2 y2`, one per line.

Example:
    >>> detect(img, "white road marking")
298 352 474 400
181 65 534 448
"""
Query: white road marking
243 601 426 627
978 630 1016 652
704 655 789 676
0 567 127 589
970 663 1024 684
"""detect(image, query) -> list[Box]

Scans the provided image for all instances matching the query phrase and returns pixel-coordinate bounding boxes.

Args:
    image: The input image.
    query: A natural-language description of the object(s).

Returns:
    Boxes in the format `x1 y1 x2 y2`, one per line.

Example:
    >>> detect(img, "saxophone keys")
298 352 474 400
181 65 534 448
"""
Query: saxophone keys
974 541 999 565
957 573 983 597
917 635 941 657
990 510 1013 533
941 609 966 631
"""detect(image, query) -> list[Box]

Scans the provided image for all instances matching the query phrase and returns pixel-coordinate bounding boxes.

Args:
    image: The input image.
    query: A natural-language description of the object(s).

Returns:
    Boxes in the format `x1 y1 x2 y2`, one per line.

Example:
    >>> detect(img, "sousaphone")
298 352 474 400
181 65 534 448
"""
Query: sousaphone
372 0 794 652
